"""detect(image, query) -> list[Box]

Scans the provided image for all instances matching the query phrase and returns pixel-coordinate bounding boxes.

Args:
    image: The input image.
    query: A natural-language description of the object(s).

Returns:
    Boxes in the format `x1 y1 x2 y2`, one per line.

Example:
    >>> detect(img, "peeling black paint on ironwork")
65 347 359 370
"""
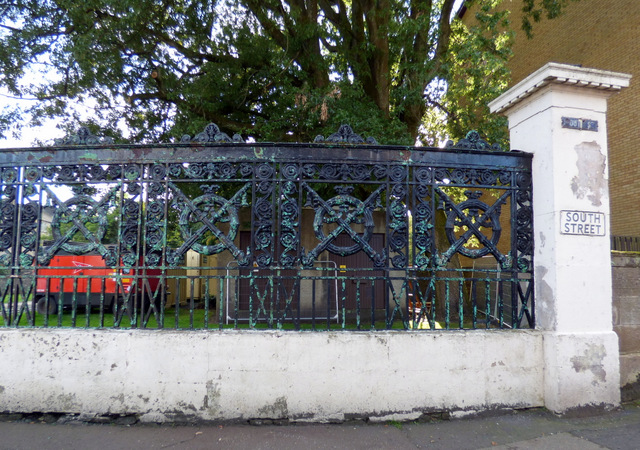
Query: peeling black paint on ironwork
0 124 534 330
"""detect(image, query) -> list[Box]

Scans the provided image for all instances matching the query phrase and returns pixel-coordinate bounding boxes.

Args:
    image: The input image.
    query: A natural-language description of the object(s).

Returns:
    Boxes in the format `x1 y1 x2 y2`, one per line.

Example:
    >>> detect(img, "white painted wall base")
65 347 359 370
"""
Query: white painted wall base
0 329 543 422
543 331 621 414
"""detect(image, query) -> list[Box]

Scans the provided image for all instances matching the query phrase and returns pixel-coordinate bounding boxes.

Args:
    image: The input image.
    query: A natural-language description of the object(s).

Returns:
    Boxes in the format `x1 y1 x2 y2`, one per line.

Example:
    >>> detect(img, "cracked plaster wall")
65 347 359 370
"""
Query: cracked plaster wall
0 329 543 422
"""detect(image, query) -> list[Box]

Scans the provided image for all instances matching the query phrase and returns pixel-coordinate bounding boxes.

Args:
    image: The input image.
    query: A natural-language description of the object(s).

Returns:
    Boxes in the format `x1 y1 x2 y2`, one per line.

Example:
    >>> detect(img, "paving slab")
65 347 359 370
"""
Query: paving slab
0 403 638 450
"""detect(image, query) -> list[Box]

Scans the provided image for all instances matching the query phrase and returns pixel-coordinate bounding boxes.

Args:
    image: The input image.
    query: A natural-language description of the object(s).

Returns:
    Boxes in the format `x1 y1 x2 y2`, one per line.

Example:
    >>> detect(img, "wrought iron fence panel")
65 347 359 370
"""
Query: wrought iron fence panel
0 126 533 330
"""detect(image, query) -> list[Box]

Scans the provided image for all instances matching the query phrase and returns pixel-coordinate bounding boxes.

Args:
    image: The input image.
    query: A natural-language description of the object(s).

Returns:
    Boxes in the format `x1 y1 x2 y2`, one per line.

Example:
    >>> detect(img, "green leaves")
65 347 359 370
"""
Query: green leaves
0 0 574 146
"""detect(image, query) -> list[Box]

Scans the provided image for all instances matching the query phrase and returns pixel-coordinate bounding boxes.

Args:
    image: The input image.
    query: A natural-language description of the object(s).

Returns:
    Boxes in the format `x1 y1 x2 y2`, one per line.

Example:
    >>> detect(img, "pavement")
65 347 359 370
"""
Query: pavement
0 403 639 450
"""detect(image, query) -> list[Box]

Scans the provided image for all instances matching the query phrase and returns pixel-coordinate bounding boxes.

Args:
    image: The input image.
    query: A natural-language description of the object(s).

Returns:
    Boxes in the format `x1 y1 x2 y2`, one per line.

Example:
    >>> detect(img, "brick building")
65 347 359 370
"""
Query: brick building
461 0 639 240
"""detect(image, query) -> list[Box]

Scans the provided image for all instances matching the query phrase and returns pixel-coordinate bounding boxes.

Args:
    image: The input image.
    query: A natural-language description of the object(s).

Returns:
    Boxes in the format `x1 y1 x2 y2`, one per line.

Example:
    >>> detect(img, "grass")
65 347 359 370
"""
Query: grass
0 306 418 331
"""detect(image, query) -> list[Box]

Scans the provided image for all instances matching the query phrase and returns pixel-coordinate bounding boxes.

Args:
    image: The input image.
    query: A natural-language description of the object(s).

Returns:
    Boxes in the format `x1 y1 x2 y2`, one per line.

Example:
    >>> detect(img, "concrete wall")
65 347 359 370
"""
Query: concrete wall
612 254 640 401
0 329 543 422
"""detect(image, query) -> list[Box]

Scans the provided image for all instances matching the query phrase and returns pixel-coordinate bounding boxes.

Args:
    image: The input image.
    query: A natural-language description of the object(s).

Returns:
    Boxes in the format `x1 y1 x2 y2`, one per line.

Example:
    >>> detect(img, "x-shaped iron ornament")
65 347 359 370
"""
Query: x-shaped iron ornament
170 182 249 265
38 184 119 265
301 183 386 267
435 187 511 268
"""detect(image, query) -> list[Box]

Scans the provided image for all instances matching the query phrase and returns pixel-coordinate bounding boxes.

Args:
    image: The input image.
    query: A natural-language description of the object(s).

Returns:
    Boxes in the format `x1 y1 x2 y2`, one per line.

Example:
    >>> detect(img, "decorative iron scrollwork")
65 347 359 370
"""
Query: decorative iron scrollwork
314 124 378 145
445 130 501 151
180 123 244 143
53 127 114 146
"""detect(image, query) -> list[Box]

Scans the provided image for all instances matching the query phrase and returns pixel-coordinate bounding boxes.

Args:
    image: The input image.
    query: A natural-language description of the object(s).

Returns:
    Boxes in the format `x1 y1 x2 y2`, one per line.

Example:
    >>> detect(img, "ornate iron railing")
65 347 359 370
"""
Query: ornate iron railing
0 125 533 330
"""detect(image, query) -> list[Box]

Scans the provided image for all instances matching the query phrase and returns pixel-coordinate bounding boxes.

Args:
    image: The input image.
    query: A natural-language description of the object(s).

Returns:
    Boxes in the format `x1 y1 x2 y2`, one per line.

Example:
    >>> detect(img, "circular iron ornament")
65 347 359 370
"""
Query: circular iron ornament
0 232 13 251
517 232 533 255
124 165 140 180
256 253 272 267
302 164 317 177
254 230 271 249
146 228 163 247
281 199 298 218
516 172 532 188
414 202 431 220
58 166 76 181
390 233 407 251
150 164 167 180
2 186 16 197
313 195 374 256
42 166 56 179
122 199 140 219
414 235 431 250
179 193 239 255
256 163 274 179
415 184 430 198
255 198 273 219
185 163 204 178
257 181 272 195
21 203 38 221
498 170 511 185
444 197 501 259
145 252 161 266
282 164 299 180
218 162 235 178
415 167 432 183
1 202 14 218
121 227 138 248
2 168 17 183
516 206 533 227
168 164 182 177
25 167 40 182
21 232 36 249
434 168 450 182
319 164 338 180
107 165 122 179
372 165 387 179
480 170 498 185
148 182 165 196
450 169 469 184
282 181 297 196
392 254 407 269
389 166 407 182
351 164 370 181
89 165 106 180
147 201 164 217
516 189 531 206
52 197 108 254
280 231 297 248
239 163 253 178
127 183 142 196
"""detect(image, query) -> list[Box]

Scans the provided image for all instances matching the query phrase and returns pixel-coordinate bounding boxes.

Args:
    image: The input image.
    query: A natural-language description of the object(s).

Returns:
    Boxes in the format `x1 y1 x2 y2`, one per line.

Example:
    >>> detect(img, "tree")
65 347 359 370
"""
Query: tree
0 0 576 145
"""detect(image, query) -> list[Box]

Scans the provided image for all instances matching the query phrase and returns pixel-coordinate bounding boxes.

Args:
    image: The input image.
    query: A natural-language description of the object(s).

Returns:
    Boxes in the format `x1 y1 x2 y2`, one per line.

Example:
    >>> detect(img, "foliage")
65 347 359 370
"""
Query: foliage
520 0 580 38
0 0 575 146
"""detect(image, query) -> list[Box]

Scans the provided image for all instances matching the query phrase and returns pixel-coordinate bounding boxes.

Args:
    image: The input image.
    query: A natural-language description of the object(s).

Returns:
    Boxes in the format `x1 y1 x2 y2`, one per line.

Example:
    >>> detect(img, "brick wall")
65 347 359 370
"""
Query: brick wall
463 0 640 236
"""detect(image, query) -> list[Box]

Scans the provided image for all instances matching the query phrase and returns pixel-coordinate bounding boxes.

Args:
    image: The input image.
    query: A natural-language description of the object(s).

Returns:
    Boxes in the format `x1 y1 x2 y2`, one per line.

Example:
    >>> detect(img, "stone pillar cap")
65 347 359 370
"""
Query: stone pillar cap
489 62 632 115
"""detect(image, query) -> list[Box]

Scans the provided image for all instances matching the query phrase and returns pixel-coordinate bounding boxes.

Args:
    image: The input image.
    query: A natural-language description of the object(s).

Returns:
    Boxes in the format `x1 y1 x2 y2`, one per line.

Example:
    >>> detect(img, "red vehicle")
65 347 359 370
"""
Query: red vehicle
35 253 163 315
